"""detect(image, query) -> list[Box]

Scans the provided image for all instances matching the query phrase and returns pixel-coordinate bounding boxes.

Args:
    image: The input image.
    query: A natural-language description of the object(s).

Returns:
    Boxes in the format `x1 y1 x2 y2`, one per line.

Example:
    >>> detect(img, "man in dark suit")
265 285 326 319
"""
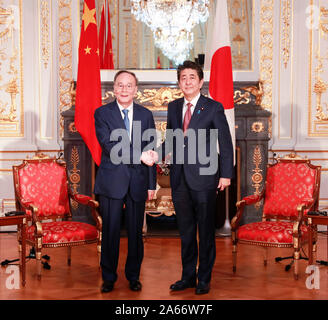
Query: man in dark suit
144 60 234 294
94 70 156 293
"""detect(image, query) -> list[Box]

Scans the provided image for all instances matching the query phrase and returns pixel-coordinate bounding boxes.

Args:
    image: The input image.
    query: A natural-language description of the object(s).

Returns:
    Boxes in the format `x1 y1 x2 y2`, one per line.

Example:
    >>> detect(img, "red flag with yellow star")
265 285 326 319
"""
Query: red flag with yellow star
75 0 102 166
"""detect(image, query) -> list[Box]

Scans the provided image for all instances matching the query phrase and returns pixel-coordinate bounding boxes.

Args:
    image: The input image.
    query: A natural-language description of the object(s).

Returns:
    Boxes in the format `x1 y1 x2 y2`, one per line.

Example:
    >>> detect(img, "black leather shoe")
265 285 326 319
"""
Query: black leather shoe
195 281 210 295
129 280 142 291
170 279 196 291
101 280 114 293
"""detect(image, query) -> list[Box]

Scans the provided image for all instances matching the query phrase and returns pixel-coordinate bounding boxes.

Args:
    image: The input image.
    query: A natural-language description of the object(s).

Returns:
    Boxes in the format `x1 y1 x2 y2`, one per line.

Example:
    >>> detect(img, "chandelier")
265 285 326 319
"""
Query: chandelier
131 0 209 65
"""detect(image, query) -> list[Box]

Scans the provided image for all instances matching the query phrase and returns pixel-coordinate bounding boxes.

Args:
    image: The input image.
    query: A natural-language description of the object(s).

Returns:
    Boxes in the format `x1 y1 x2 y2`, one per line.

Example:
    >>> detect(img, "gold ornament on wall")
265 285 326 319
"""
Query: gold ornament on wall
241 81 264 106
251 121 264 133
233 90 251 105
252 145 263 210
228 0 251 70
259 0 274 111
40 0 50 69
309 3 328 136
69 146 80 210
0 1 22 136
314 55 328 121
320 7 328 35
136 87 184 109
281 0 291 69
58 0 73 138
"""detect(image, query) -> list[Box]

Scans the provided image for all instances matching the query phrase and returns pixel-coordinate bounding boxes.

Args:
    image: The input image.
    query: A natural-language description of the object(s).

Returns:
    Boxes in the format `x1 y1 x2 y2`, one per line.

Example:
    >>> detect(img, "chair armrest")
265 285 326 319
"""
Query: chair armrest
16 197 39 222
297 199 315 217
293 199 315 238
69 191 102 231
242 194 263 205
71 193 99 209
231 192 265 231
15 189 32 211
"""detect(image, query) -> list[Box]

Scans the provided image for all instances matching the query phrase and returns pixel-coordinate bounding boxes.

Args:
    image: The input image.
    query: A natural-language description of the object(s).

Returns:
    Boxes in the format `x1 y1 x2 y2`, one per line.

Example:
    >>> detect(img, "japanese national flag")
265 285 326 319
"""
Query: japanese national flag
205 0 235 164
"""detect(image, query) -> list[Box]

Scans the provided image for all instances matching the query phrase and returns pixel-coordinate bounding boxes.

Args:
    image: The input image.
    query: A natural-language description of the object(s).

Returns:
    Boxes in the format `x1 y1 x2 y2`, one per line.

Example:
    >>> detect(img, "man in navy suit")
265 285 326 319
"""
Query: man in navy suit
94 70 156 293
144 61 234 294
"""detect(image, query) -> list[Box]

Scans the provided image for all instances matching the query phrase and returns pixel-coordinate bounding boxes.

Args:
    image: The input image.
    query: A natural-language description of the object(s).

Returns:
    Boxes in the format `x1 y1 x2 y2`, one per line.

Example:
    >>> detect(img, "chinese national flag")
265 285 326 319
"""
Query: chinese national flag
99 0 114 69
205 0 235 165
75 0 102 166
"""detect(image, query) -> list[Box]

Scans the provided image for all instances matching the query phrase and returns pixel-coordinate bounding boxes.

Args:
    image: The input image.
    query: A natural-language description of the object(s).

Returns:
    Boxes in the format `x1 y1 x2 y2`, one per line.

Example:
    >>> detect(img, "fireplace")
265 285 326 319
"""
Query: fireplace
62 80 270 227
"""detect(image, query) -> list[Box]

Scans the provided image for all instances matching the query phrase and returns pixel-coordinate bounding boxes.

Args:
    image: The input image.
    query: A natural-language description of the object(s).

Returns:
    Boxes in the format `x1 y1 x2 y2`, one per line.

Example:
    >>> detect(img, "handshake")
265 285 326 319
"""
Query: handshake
140 150 159 166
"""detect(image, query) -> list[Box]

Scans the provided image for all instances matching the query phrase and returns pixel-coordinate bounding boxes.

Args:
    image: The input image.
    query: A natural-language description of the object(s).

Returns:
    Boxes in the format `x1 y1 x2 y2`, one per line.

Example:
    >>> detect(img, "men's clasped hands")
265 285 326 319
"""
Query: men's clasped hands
140 150 230 191
140 150 159 166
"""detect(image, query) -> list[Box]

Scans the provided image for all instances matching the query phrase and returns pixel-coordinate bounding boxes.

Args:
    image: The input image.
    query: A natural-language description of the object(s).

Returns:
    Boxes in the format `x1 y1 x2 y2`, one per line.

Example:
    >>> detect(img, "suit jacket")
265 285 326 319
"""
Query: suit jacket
94 100 156 202
160 94 234 191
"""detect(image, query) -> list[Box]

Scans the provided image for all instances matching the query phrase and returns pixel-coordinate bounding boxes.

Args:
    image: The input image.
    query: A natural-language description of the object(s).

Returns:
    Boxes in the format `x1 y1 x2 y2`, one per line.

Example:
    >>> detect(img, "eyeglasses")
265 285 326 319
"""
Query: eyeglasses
114 83 136 91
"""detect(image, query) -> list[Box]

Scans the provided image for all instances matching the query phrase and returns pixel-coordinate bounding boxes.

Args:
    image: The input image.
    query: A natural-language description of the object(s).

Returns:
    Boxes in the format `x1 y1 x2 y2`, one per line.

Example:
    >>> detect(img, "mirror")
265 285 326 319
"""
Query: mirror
80 0 253 70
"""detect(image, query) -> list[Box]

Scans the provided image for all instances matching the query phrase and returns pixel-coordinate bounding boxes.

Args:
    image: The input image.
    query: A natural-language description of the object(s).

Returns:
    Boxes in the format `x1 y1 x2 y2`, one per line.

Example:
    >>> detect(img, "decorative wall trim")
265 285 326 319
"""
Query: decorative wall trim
40 0 50 69
0 0 24 137
280 0 292 69
308 0 328 137
58 0 73 138
259 0 274 111
252 145 263 210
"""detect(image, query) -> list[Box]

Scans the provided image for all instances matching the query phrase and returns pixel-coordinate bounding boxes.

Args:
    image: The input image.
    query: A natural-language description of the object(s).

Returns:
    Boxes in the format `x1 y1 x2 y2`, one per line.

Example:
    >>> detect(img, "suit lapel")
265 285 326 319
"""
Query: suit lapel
131 103 142 142
188 94 206 130
111 100 126 130
175 98 183 129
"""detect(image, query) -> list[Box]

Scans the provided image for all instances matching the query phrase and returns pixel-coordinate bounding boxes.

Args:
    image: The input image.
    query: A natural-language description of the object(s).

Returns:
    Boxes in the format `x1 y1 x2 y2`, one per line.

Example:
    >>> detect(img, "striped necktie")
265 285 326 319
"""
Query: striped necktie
122 109 130 137
183 102 192 133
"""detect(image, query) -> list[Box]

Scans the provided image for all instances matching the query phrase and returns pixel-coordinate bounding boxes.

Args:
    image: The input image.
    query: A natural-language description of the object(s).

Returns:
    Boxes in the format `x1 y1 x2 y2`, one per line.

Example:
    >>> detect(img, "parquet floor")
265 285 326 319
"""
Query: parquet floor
0 232 327 300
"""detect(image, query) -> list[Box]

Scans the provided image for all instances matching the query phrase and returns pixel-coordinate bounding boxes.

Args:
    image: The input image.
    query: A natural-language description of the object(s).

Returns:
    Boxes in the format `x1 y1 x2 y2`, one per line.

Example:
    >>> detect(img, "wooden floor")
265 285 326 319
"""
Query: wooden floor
0 231 327 300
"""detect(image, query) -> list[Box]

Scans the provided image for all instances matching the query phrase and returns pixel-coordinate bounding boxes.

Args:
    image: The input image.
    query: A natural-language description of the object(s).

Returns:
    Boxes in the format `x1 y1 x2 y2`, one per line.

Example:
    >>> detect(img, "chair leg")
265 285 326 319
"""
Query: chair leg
97 243 101 269
312 227 318 264
67 247 71 266
293 249 300 280
232 243 237 273
36 249 42 280
263 247 268 266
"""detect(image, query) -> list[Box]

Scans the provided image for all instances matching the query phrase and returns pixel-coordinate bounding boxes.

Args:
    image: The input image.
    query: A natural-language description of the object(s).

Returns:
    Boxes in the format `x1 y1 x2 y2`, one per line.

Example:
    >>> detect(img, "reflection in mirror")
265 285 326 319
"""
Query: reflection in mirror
82 0 252 70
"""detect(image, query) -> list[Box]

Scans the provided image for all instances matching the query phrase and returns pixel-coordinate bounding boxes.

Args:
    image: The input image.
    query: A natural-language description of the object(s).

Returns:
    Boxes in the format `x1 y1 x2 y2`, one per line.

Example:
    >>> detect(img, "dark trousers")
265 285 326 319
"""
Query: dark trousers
99 193 145 282
172 172 216 284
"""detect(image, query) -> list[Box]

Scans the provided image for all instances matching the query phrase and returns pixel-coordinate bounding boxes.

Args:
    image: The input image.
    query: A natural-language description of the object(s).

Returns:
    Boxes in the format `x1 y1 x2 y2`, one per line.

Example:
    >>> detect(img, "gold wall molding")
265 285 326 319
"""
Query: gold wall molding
251 121 264 133
40 0 50 69
69 146 80 210
281 0 292 68
228 0 252 70
240 82 264 105
136 88 184 108
314 55 328 121
233 90 251 105
68 121 77 133
259 0 274 111
252 145 263 210
320 6 328 35
58 0 73 138
0 0 23 137
309 0 328 137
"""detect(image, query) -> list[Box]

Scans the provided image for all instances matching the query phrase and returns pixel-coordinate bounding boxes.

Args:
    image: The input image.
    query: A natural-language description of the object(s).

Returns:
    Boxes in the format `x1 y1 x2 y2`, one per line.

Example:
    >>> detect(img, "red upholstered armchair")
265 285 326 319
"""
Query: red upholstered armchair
231 154 321 279
13 156 102 279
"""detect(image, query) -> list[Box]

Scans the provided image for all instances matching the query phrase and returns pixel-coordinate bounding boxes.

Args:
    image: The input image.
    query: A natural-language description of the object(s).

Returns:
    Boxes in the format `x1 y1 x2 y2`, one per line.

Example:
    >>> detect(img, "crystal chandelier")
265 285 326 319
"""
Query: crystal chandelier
131 0 209 65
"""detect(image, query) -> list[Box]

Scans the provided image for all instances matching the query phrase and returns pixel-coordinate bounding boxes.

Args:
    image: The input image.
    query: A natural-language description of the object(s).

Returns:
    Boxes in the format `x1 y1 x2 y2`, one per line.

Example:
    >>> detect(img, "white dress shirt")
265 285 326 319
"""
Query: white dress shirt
117 102 133 140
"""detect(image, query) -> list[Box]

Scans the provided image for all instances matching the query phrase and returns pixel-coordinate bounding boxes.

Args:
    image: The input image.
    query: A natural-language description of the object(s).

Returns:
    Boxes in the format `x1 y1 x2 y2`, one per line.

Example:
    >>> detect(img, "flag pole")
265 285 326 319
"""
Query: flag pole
216 186 231 237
